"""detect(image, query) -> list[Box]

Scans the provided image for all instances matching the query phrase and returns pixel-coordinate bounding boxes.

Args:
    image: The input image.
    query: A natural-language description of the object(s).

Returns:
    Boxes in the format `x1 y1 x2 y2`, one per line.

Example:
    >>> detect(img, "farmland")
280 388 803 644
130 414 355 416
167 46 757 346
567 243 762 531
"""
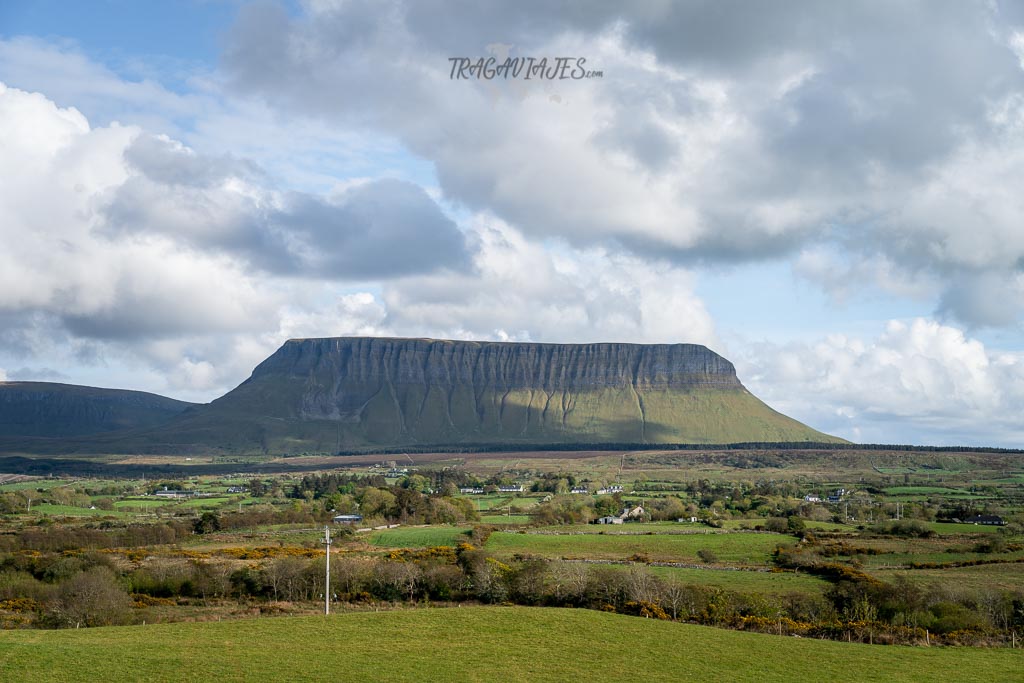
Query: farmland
1 607 1022 683
0 446 1021 655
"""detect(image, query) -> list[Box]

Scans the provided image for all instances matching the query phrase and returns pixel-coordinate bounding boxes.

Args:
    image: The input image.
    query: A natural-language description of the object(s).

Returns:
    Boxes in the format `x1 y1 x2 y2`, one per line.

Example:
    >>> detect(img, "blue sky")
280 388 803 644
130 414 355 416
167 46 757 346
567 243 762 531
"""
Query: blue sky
2 1 1024 446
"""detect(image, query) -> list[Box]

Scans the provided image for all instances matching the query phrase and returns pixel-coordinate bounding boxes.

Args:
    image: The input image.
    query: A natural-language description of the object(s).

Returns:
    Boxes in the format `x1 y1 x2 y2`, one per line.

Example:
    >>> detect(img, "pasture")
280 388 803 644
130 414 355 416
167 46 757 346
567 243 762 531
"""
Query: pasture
0 607 1020 683
485 530 790 564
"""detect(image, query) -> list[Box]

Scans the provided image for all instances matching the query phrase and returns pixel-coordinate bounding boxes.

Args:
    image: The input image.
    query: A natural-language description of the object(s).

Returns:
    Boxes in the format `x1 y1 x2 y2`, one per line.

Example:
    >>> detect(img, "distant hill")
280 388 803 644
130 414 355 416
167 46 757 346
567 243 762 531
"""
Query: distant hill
74 337 841 454
0 382 195 438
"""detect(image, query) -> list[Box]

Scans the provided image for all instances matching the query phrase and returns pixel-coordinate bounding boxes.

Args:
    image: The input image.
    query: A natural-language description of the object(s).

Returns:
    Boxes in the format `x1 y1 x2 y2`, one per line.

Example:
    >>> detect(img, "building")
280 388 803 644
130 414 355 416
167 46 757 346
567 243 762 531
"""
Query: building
804 494 822 503
964 514 1006 526
459 487 485 494
621 505 645 520
569 486 590 494
154 489 198 499
332 514 364 524
597 516 624 524
498 485 524 493
597 485 624 495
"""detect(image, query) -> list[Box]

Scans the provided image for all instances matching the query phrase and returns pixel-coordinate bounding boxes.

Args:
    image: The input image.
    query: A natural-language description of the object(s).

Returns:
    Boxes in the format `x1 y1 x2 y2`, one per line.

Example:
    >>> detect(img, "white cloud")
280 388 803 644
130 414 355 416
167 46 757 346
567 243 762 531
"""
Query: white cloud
381 217 718 346
224 1 1024 328
739 319 1024 446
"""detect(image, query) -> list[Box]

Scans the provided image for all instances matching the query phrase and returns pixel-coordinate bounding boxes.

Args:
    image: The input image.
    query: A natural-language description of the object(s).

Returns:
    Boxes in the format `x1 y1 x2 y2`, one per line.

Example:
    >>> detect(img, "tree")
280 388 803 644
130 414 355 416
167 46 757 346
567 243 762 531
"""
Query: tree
193 512 221 535
46 566 132 628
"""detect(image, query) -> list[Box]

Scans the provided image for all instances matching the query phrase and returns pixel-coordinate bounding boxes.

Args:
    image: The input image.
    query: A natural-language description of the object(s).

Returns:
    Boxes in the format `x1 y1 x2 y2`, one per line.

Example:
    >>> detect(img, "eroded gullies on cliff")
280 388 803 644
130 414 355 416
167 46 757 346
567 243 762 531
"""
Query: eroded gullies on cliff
0 338 843 454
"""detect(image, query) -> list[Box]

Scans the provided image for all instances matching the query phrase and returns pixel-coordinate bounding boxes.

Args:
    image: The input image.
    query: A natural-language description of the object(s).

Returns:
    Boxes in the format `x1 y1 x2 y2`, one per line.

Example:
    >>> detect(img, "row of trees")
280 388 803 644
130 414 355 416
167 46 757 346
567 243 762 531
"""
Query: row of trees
4 542 1022 643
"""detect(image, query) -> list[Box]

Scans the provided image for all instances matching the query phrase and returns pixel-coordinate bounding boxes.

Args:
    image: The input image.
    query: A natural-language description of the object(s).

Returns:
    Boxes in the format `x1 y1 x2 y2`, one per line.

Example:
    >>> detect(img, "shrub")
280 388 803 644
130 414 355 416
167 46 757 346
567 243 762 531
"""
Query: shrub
696 549 719 564
45 566 133 628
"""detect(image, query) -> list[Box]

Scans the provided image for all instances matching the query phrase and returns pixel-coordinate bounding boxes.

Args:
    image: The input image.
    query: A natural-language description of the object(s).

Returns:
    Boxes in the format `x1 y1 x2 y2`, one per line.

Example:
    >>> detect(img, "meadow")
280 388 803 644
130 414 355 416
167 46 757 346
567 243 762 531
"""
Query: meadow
485 529 791 565
0 607 1020 683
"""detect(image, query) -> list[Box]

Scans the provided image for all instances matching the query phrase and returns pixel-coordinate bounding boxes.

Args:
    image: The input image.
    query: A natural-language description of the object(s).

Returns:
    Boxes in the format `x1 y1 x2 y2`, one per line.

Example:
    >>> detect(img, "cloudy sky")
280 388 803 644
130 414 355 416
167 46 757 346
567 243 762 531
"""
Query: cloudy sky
2 0 1024 446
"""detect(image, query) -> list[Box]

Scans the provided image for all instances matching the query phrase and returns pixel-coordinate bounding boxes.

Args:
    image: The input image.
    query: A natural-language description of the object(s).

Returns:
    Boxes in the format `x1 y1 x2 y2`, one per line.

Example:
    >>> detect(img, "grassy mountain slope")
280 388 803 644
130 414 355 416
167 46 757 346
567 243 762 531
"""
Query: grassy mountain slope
0 382 195 438
116 337 842 453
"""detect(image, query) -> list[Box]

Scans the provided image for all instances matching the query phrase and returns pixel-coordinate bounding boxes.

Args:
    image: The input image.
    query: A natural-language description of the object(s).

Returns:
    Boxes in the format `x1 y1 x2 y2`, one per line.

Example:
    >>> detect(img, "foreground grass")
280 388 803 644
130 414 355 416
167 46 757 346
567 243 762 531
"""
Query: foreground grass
0 607 1020 682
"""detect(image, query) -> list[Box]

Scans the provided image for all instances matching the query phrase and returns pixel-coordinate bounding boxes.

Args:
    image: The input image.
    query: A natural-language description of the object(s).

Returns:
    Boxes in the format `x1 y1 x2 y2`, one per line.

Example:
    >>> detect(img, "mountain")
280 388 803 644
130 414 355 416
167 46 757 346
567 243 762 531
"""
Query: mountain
0 382 195 438
105 337 842 454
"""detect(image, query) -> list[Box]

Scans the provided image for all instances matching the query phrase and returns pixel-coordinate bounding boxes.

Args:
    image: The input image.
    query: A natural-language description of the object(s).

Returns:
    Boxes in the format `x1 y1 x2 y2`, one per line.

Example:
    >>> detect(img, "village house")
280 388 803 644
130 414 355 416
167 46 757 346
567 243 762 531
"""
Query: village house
597 505 645 524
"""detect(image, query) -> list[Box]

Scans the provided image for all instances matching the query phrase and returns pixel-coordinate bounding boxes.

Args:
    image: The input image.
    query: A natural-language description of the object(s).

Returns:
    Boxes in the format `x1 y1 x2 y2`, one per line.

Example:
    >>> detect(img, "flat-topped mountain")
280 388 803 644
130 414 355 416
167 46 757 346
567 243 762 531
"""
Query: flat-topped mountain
120 337 841 453
0 382 195 438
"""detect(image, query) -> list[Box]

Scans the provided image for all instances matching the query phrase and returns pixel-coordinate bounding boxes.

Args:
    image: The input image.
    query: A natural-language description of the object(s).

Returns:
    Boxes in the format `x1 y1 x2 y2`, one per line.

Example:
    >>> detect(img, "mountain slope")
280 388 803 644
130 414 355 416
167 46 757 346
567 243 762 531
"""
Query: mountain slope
0 382 195 438
123 337 842 453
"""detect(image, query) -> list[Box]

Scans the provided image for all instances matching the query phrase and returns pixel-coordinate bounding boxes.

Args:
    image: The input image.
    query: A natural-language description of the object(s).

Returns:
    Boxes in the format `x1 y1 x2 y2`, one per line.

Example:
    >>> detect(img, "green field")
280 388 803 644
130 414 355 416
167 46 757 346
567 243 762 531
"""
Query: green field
479 514 533 524
927 521 1001 535
0 607 1020 682
27 503 142 518
486 531 790 564
595 563 830 594
367 526 472 547
887 563 1024 591
0 479 74 491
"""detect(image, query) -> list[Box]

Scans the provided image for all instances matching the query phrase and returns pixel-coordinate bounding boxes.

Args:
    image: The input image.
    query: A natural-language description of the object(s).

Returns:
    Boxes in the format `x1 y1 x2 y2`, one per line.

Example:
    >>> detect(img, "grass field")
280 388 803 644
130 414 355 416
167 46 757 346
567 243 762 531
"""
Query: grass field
486 530 790 564
479 514 533 524
26 503 131 517
595 563 830 594
0 607 1020 682
367 526 472 547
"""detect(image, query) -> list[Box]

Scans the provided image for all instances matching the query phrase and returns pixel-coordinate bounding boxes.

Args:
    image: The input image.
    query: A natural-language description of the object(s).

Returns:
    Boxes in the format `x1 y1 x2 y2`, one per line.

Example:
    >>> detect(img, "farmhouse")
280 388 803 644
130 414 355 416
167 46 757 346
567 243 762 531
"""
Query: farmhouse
596 505 645 524
621 505 645 520
498 485 524 493
597 485 624 495
964 514 1006 526
570 486 589 494
459 487 485 494
154 489 198 499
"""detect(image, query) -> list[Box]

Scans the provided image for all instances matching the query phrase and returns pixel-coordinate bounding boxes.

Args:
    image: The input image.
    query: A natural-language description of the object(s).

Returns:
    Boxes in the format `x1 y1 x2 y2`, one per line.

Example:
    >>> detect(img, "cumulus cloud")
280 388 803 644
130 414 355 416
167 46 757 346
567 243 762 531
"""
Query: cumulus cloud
738 319 1024 446
0 83 467 342
103 134 470 278
223 1 1024 327
381 217 718 346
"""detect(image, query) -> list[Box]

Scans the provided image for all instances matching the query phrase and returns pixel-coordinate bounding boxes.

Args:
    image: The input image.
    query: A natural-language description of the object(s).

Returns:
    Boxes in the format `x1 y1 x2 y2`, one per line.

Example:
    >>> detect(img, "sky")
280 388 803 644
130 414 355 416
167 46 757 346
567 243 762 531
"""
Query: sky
1 0 1024 446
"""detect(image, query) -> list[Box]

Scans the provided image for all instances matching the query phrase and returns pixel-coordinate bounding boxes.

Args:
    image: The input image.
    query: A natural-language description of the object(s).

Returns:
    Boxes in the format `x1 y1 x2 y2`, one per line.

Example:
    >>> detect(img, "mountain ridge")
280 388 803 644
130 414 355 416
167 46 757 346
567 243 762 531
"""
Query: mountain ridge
0 338 844 454
0 381 196 438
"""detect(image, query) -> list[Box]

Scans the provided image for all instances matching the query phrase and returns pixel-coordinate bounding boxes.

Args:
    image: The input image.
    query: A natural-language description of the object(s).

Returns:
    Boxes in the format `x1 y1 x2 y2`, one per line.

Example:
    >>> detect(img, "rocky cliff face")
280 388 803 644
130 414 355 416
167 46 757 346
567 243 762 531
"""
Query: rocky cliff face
0 382 195 437
0 338 841 454
254 337 742 391
176 337 836 452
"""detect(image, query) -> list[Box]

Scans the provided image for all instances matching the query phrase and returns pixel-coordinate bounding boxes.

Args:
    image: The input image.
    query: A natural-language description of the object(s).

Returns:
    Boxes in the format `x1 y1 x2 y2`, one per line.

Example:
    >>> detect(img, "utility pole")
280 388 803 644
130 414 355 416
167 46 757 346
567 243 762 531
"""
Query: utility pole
323 525 332 616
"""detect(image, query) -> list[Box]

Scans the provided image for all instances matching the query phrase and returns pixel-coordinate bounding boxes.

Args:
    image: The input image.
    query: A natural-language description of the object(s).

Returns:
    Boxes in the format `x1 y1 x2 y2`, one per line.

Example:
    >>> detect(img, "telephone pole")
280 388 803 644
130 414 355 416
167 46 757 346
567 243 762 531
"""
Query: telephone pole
323 525 332 616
